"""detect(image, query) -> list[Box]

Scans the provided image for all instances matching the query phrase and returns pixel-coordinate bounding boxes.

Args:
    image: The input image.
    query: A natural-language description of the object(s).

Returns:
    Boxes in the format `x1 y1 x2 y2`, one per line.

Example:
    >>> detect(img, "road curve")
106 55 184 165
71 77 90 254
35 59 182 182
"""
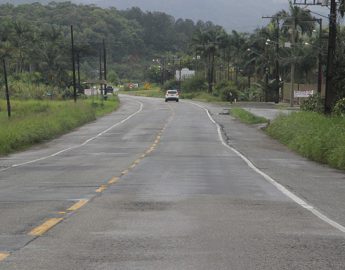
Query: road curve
1 95 345 269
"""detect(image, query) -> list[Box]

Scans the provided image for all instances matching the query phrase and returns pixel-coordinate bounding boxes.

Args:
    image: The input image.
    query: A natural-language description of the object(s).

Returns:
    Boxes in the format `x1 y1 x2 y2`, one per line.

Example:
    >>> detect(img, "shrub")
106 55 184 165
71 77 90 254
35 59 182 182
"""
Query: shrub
333 98 345 117
238 86 263 101
162 79 180 91
300 93 324 113
181 76 207 93
214 80 239 102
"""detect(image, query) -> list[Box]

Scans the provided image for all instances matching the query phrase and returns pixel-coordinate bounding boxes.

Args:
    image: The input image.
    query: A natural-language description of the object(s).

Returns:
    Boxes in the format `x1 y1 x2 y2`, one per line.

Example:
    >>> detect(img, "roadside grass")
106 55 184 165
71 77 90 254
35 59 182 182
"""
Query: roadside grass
230 107 268 124
0 97 119 156
119 87 164 98
266 111 345 170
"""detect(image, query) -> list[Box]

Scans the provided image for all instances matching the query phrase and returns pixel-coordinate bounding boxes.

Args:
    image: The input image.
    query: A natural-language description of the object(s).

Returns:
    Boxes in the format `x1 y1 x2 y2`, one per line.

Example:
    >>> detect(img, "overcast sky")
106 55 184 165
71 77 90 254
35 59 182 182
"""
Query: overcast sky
76 0 329 32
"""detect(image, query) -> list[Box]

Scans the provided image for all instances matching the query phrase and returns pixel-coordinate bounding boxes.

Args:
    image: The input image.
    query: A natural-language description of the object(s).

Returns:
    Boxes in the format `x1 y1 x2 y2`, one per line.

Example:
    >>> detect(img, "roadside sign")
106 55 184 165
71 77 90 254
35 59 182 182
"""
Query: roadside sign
294 90 314 98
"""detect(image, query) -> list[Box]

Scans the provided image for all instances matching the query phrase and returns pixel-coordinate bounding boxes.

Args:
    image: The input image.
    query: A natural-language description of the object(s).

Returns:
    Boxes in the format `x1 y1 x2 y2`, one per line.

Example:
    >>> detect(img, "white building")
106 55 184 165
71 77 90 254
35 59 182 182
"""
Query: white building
175 68 195 81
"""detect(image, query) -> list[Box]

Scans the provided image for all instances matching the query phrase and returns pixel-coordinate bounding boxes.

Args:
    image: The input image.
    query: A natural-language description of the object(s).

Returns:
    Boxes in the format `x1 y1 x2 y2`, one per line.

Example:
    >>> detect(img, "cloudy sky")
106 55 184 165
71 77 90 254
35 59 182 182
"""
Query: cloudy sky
75 0 328 32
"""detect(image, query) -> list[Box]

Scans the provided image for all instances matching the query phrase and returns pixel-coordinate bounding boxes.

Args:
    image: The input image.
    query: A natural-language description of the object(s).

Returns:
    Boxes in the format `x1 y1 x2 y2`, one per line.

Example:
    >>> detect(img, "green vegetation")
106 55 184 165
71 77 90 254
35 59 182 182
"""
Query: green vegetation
0 97 119 156
230 107 268 125
266 112 345 170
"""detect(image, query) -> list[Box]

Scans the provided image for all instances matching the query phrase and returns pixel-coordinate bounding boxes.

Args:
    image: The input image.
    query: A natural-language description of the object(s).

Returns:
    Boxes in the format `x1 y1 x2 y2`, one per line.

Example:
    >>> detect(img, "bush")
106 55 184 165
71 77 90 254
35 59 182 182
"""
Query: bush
214 80 239 102
162 79 180 91
238 86 263 101
181 76 207 93
333 98 345 116
300 93 324 113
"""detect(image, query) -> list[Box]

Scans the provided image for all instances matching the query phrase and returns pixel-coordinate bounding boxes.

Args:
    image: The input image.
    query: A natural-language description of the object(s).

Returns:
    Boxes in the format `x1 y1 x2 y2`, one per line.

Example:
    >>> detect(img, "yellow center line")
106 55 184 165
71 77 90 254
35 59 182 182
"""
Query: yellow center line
58 211 67 214
108 177 119 184
95 185 107 193
0 253 9 262
121 169 129 175
67 199 89 211
134 159 141 164
129 164 136 169
28 218 63 236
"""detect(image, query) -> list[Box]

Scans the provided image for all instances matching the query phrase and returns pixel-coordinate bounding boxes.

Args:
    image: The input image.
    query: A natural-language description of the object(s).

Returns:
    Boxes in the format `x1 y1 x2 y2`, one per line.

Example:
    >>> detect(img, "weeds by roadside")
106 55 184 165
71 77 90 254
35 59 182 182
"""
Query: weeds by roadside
266 111 345 170
230 107 268 125
0 97 119 156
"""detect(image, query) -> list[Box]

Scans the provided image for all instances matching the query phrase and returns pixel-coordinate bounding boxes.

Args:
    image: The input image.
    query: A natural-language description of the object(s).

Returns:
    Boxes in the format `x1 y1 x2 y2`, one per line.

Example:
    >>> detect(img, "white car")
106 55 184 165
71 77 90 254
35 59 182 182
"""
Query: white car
165 90 179 102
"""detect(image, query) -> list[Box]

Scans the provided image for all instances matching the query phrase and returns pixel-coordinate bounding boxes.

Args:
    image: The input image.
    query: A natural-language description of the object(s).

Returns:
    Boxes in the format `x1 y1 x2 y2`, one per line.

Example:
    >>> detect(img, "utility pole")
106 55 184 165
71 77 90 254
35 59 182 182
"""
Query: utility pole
103 39 107 95
76 51 81 89
3 58 11 118
70 25 77 103
99 48 103 96
293 0 337 112
325 0 337 113
290 18 296 107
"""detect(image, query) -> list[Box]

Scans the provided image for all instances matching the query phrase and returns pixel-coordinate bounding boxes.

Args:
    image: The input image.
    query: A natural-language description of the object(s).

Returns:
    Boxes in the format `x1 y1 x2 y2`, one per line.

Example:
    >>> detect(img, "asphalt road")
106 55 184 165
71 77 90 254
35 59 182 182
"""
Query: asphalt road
1 95 345 269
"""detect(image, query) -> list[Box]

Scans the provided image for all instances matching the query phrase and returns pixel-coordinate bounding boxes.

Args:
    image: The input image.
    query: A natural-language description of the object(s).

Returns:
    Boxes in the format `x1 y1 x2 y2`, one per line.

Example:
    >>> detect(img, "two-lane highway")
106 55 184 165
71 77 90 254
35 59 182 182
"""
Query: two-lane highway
1 95 345 269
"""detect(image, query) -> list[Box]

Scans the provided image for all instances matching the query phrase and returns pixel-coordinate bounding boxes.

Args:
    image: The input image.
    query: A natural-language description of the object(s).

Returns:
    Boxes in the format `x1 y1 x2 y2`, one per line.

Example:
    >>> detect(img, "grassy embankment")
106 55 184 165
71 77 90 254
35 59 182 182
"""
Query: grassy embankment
0 97 119 156
230 108 345 171
230 107 268 124
266 111 345 170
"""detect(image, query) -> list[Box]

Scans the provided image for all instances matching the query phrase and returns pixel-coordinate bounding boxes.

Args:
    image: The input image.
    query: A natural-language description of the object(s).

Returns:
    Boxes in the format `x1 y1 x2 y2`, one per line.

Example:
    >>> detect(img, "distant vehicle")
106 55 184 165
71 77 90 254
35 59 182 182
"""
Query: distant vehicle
165 89 179 102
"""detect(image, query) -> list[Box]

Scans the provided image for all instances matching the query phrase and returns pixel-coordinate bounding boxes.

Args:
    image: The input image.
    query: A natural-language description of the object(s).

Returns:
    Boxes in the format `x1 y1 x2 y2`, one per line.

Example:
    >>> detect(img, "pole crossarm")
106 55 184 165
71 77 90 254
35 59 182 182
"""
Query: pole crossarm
293 0 340 5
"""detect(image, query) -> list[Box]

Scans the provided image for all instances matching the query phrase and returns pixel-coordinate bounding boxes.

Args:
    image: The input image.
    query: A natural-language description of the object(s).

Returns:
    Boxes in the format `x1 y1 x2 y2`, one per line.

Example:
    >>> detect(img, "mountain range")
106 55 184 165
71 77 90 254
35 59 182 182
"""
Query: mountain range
0 0 328 32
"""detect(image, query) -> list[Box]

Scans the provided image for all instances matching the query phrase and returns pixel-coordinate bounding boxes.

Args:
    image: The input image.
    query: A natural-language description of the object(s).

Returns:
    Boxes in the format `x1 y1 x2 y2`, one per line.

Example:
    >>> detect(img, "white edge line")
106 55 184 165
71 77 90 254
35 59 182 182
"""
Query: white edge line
2 101 144 171
190 101 345 234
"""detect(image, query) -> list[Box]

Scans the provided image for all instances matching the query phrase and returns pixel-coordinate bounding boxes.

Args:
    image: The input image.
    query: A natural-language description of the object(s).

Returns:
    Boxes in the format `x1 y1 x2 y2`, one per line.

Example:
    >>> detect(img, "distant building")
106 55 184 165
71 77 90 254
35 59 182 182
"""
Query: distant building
175 68 195 81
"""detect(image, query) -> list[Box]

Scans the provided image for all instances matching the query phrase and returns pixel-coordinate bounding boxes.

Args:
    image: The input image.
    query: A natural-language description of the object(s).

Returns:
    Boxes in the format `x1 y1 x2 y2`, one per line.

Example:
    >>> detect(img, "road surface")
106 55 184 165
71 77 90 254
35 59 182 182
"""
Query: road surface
1 95 345 269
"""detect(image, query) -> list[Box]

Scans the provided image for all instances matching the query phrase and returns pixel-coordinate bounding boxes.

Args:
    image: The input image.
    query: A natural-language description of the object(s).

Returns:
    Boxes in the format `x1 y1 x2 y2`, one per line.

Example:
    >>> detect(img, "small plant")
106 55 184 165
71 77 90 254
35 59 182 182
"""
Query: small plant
300 93 324 113
214 81 239 102
181 76 207 93
333 98 345 117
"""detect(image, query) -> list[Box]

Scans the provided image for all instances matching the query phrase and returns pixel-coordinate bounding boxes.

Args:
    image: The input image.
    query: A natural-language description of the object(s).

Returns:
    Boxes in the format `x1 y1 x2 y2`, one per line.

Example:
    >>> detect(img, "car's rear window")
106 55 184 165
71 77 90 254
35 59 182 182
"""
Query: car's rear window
167 90 177 94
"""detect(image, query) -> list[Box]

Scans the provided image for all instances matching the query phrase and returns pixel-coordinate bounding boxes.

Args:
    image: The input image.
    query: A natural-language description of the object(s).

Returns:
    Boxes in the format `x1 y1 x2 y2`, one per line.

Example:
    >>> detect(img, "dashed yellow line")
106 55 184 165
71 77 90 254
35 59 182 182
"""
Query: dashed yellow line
121 169 129 175
133 159 141 164
58 211 67 214
0 253 9 262
67 199 89 211
28 218 63 236
129 164 136 169
95 185 108 193
108 177 119 184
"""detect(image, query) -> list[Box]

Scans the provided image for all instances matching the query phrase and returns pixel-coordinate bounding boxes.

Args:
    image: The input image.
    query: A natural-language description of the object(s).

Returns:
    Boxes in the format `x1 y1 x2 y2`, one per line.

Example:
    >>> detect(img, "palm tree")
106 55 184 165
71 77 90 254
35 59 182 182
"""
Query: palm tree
192 26 226 92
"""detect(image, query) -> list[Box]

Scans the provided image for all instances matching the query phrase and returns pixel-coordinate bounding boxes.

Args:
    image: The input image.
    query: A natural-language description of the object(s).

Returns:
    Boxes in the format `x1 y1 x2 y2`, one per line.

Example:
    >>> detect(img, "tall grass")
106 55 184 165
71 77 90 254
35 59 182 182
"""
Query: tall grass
0 97 119 155
266 111 345 170
230 107 268 124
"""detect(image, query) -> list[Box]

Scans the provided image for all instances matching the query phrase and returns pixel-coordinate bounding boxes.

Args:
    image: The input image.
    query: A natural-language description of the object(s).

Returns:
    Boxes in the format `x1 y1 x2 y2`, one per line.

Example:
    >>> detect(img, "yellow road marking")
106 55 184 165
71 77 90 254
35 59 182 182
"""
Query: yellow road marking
95 185 107 193
129 164 136 169
134 159 141 164
0 253 9 261
58 211 66 214
108 177 119 184
28 218 63 236
67 199 88 211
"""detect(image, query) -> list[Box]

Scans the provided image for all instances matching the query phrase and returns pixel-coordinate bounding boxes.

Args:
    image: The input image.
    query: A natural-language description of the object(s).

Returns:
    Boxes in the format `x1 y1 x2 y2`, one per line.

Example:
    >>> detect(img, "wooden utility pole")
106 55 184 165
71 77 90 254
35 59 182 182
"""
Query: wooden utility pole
70 25 77 103
103 39 107 94
294 0 338 112
3 58 11 118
